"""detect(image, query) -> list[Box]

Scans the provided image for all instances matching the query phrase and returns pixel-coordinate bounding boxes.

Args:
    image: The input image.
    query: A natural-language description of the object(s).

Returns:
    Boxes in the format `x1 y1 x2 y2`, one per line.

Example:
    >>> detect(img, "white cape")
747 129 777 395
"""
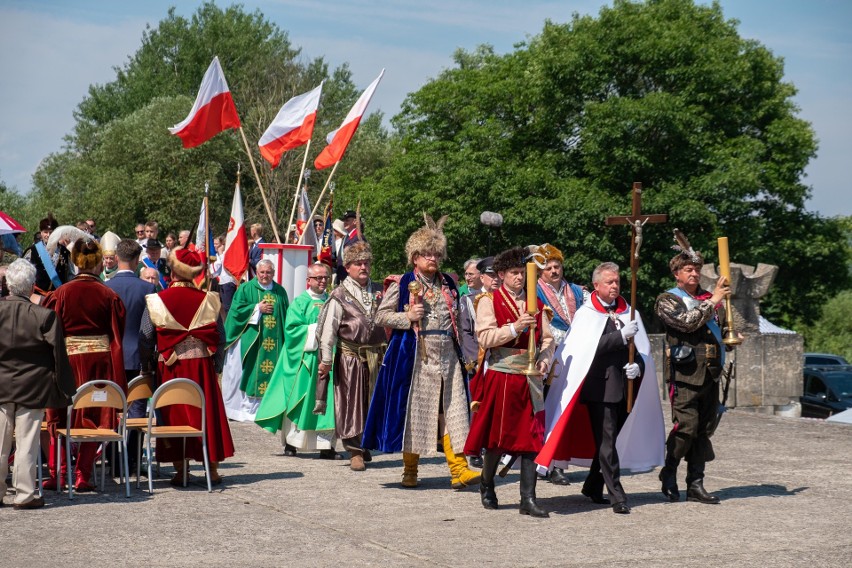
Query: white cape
540 300 665 473
222 340 261 422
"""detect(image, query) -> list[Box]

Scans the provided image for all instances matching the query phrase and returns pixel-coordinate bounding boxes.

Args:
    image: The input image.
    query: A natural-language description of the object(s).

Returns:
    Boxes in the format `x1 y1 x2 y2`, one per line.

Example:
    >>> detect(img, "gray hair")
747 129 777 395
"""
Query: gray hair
6 258 36 297
592 262 620 284
463 258 481 271
257 259 274 272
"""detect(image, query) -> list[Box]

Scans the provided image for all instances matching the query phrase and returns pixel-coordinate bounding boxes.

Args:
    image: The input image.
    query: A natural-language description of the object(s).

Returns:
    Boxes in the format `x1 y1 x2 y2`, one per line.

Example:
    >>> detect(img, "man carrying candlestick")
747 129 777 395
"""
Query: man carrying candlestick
464 246 555 518
655 230 733 504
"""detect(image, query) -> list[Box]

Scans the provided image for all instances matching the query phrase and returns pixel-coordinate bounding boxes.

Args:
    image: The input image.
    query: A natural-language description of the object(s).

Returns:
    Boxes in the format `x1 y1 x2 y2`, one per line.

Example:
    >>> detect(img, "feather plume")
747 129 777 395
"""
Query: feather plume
672 228 701 263
46 225 92 254
422 212 436 230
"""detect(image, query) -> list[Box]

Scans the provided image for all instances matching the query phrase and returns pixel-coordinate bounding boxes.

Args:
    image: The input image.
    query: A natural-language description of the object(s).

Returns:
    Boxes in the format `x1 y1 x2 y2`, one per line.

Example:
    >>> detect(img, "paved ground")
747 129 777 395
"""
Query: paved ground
3 410 851 567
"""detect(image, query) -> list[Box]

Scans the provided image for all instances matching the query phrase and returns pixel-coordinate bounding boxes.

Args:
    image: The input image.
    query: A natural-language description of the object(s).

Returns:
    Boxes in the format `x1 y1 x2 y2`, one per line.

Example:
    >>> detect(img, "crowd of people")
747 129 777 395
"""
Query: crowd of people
0 210 735 517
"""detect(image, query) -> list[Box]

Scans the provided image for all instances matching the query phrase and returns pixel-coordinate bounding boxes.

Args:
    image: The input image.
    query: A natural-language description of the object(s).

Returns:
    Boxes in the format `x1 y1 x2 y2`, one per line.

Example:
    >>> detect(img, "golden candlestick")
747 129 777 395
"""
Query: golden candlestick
408 280 428 362
523 261 541 377
717 237 743 346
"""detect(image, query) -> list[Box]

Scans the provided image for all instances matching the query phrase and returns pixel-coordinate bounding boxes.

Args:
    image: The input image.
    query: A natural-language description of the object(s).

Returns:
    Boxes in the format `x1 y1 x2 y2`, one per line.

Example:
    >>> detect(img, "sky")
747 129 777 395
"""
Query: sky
0 0 849 216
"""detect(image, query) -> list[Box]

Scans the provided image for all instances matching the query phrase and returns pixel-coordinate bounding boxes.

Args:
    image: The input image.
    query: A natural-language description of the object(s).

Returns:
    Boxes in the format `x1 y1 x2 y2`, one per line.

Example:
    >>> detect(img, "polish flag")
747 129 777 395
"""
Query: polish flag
314 69 384 170
223 182 249 283
258 83 323 168
169 56 241 148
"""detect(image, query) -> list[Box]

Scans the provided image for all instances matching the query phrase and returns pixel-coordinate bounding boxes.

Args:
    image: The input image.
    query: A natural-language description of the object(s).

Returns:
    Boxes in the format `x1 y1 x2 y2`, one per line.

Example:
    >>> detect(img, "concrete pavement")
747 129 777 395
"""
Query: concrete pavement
3 410 851 567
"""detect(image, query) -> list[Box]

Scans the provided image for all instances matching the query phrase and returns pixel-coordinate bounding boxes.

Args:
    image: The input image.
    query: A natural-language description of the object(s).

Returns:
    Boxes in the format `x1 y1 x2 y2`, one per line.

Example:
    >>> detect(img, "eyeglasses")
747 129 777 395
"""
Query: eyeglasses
136 230 145 234
309 276 329 281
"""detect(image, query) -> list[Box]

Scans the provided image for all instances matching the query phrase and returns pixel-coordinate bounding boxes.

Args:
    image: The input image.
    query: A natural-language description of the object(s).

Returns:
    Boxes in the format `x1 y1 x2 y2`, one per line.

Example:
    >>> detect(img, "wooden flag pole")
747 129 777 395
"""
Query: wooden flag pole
286 140 313 236
298 162 340 245
238 126 281 243
604 182 668 412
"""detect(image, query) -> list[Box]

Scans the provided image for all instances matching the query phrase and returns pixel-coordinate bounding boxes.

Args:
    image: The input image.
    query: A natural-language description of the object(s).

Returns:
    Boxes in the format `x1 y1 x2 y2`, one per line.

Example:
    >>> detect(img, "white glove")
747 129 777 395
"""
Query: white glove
620 320 639 342
623 362 640 379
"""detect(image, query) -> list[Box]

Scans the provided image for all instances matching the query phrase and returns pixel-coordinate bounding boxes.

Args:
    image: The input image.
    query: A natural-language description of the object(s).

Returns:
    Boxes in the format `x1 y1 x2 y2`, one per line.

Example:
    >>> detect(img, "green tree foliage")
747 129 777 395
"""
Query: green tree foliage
806 290 852 362
353 0 849 329
28 2 390 240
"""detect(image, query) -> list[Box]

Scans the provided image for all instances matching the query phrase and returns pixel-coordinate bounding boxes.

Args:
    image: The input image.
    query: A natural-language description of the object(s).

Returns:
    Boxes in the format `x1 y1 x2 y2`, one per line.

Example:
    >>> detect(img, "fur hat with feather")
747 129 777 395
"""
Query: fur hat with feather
46 225 93 254
669 228 704 273
405 212 448 265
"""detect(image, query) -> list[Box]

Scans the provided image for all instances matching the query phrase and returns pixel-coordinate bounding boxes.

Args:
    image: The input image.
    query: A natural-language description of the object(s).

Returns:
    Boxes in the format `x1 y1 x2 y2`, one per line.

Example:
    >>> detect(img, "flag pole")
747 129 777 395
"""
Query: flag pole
298 162 339 244
204 182 214 291
238 126 281 243
286 141 313 236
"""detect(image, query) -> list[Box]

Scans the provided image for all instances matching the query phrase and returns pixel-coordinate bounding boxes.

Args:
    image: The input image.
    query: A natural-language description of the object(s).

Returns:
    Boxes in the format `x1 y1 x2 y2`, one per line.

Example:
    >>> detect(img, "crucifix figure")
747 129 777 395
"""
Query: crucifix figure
605 182 668 412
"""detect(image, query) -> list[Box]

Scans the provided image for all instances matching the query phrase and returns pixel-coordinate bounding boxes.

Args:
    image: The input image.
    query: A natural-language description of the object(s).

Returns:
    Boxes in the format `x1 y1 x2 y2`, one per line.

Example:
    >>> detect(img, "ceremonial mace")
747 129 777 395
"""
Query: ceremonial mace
523 260 541 377
408 280 427 363
716 237 743 346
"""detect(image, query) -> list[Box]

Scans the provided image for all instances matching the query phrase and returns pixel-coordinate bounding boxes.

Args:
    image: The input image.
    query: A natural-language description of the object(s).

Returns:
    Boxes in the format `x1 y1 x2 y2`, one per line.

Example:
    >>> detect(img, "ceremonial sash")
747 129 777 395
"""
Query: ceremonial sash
142 256 168 290
35 241 62 289
667 287 725 367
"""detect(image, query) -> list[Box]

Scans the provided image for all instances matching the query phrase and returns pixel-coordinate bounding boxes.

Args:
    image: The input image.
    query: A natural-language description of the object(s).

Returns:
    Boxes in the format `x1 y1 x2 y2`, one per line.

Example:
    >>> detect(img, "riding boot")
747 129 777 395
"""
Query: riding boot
659 452 681 502
518 454 549 518
401 452 419 488
74 443 97 492
43 437 67 491
479 451 500 510
443 434 480 489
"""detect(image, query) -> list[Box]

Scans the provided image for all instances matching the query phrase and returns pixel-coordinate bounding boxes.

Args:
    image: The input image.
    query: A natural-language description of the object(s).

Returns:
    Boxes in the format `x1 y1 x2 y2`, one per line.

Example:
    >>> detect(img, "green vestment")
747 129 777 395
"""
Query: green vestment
225 279 289 398
255 290 334 434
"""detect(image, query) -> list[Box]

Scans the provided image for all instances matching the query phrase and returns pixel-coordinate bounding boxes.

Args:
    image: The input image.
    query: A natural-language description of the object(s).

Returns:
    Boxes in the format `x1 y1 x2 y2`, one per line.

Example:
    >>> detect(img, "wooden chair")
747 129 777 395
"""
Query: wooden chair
145 379 212 494
56 380 130 499
124 374 156 487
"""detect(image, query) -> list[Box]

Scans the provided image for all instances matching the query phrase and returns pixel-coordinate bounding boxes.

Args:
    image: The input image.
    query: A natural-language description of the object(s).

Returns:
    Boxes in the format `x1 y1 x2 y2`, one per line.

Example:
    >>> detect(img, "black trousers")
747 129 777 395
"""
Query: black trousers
583 400 628 504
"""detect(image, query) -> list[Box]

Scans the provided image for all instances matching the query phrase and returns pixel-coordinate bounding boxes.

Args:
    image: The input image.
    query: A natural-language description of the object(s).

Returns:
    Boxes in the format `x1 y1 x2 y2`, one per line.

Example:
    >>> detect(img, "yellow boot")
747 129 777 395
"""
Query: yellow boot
402 452 419 488
443 433 481 489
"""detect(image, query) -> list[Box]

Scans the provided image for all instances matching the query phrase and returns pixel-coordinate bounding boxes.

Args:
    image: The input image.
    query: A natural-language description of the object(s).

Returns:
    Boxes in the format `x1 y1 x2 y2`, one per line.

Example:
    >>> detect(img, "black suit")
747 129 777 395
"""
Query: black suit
580 307 645 505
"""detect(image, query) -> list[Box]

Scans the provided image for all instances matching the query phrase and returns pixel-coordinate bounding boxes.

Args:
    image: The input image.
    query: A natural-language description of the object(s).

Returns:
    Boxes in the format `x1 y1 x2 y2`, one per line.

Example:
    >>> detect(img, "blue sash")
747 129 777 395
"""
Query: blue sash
668 287 724 366
35 242 62 289
142 257 168 289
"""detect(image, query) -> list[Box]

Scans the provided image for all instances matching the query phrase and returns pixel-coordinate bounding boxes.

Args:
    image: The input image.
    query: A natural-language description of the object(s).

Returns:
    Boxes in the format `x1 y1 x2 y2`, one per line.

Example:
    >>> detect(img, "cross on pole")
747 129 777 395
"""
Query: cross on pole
605 182 668 412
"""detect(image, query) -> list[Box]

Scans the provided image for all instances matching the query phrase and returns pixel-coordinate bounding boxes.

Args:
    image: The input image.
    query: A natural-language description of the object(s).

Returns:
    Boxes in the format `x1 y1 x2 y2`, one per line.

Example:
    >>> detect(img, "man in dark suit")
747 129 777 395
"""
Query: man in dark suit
106 239 157 466
578 262 643 514
248 223 265 279
0 260 75 509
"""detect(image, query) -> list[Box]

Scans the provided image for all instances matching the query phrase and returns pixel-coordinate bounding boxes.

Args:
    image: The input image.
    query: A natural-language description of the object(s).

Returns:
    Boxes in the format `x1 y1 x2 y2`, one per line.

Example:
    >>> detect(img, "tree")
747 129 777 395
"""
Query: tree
806 291 852 362
353 0 849 328
30 2 391 240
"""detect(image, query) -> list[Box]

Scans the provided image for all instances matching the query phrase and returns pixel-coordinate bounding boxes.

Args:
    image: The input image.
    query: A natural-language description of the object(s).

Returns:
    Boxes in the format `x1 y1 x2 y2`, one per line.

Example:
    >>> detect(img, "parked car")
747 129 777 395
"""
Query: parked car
801 367 852 419
804 353 849 367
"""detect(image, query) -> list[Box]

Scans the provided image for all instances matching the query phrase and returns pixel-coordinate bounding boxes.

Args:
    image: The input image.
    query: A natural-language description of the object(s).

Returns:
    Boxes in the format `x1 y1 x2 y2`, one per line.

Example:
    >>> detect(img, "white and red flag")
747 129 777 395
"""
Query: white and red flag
223 182 249 283
314 69 384 170
169 56 241 148
258 83 323 168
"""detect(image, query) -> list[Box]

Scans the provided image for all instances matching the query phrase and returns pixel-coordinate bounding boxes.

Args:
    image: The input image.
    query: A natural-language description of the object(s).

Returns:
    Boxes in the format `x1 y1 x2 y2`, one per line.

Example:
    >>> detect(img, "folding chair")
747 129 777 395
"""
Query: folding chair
56 380 130 499
145 379 212 494
37 420 48 497
124 374 156 487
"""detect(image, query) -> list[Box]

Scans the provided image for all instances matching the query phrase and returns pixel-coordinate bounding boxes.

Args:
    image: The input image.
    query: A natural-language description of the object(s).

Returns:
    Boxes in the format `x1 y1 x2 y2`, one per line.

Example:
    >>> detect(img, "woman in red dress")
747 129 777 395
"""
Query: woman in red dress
43 238 126 491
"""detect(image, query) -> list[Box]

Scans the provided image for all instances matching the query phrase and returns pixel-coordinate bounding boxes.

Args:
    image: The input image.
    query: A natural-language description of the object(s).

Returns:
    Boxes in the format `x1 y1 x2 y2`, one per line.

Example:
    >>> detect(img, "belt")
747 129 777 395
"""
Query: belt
420 329 452 337
65 335 109 355
705 343 718 360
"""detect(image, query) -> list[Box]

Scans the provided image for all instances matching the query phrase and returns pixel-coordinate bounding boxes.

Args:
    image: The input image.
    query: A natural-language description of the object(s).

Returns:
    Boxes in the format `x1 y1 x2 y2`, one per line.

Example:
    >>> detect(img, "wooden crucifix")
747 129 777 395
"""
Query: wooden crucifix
605 182 668 412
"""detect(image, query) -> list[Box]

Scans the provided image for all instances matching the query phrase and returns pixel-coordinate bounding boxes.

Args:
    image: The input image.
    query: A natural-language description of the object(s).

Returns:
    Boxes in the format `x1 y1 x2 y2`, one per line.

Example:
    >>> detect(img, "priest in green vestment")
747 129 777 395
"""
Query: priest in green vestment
222 259 289 421
256 263 339 458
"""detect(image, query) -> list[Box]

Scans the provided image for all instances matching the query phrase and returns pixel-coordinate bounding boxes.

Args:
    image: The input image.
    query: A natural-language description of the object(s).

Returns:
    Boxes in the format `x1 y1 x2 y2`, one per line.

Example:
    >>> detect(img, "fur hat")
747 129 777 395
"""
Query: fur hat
99 231 120 255
39 213 58 232
493 246 527 274
70 238 102 271
669 229 704 273
343 241 373 266
169 247 204 281
46 225 92 254
537 243 564 265
405 213 448 265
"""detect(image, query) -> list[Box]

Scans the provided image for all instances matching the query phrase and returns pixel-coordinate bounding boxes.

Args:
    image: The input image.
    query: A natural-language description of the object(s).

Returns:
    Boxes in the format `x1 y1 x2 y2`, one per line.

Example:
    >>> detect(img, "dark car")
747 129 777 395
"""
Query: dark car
804 353 849 366
801 367 852 419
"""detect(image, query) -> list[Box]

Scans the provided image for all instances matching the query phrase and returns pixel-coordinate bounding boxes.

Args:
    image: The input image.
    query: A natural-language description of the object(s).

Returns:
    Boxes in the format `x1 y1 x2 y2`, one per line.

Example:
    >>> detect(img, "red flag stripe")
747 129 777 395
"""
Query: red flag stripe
259 112 317 168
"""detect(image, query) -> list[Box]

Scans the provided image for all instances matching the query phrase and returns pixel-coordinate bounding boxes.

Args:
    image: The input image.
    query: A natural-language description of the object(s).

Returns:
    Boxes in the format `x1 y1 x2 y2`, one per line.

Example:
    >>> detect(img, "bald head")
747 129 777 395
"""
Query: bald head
307 263 330 294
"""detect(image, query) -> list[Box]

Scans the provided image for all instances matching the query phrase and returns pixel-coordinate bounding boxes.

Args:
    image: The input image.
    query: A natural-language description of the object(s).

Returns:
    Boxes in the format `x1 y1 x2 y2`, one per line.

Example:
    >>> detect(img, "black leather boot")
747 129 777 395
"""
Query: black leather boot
519 455 549 518
686 457 719 504
659 453 681 502
479 451 500 510
549 466 571 486
687 479 720 504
